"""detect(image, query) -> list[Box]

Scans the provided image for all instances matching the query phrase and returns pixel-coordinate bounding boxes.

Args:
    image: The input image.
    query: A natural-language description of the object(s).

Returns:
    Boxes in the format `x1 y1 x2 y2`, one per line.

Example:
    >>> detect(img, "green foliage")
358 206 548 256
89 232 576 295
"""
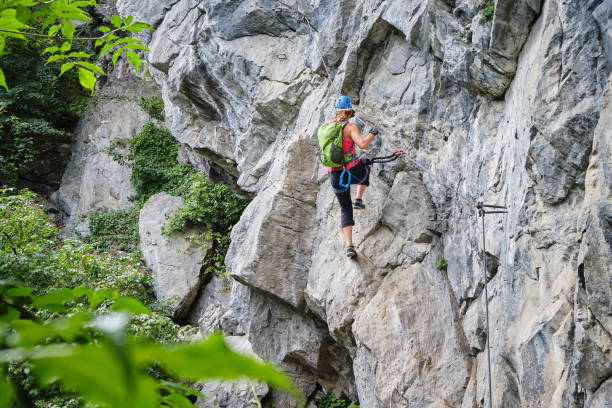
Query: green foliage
124 122 192 202
106 122 249 279
0 189 303 407
317 394 359 408
478 0 495 25
165 172 249 233
435 255 448 270
0 0 153 93
0 282 303 408
140 95 165 121
163 172 248 279
0 189 152 304
85 206 140 256
0 38 87 186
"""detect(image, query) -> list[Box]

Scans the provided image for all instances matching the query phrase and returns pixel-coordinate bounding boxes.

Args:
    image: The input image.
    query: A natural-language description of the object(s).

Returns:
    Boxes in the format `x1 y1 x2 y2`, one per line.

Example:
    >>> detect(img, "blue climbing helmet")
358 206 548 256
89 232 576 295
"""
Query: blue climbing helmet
335 95 352 110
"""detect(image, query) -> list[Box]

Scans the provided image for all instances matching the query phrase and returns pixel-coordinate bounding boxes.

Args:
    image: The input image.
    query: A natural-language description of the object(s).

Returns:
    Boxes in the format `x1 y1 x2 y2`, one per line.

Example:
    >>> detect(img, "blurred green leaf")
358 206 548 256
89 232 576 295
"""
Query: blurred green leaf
4 286 33 297
139 333 302 402
0 365 15 407
162 391 194 408
33 288 74 307
111 297 150 315
48 24 60 37
89 288 118 309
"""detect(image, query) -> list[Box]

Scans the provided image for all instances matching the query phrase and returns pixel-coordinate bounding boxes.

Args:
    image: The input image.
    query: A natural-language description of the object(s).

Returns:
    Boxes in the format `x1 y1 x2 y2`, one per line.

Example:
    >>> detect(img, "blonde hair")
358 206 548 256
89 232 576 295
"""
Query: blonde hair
335 109 353 122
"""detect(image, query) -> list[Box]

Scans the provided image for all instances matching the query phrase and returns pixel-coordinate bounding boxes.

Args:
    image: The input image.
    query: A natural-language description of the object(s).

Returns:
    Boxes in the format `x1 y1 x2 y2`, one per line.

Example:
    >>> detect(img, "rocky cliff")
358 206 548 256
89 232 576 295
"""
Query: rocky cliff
56 0 611 406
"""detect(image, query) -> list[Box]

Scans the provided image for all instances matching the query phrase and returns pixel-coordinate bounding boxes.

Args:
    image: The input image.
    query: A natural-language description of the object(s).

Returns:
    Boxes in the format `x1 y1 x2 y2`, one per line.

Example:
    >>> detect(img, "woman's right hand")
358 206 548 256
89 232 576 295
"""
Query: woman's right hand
369 127 379 136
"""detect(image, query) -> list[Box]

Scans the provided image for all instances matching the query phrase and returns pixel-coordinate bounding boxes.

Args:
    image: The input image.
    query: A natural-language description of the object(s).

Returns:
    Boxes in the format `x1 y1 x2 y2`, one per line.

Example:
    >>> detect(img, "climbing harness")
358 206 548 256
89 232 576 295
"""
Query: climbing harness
477 202 507 408
332 165 369 194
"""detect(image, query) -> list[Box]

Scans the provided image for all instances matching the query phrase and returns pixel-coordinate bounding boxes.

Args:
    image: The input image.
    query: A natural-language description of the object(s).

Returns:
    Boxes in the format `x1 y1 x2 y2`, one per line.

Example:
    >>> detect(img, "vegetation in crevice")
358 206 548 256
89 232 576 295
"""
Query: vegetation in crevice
436 255 448 271
317 394 360 408
478 0 495 25
140 95 165 121
106 121 249 280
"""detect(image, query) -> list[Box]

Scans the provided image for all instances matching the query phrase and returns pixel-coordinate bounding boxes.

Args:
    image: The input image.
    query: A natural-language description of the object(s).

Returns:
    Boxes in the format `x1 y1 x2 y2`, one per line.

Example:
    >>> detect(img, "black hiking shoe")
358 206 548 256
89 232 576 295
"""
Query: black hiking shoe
353 199 365 210
346 245 357 258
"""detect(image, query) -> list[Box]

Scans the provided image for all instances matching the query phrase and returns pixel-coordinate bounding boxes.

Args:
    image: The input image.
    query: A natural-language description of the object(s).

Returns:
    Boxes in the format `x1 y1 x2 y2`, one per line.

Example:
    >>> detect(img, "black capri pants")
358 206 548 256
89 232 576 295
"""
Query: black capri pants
329 159 371 227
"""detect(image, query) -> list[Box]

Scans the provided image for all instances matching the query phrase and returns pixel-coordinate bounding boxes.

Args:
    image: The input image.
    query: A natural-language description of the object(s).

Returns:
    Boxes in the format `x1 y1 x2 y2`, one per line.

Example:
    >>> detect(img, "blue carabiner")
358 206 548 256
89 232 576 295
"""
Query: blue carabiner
339 168 351 189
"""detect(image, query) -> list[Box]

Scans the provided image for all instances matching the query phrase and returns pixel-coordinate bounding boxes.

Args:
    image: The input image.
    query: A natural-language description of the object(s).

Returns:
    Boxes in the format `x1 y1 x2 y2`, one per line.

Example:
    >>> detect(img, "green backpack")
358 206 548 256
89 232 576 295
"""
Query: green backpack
317 122 353 167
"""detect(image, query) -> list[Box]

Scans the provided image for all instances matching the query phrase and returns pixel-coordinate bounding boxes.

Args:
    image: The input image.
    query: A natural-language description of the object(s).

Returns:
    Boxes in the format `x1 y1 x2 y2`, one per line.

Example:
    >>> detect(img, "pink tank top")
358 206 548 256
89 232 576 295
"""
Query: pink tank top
330 132 358 172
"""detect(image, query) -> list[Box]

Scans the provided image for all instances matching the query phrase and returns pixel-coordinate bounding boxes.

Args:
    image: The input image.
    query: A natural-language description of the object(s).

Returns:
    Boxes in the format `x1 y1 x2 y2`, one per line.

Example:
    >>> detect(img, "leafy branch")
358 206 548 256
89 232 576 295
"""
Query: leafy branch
0 0 153 93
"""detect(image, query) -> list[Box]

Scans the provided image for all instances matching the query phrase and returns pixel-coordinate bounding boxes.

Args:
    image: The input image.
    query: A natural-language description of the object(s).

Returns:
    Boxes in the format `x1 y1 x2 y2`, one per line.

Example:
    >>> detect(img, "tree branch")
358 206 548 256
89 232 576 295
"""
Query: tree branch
0 296 40 322
0 26 124 42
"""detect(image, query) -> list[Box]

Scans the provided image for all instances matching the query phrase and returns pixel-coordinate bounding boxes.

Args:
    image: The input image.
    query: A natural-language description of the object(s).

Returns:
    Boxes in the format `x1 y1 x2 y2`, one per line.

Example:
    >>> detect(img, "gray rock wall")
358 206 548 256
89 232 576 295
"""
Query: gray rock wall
52 71 159 233
82 0 612 406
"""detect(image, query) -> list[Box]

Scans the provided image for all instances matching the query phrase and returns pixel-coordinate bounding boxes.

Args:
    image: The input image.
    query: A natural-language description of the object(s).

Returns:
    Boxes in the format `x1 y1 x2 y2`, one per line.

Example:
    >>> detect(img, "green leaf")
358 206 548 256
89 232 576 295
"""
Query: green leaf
0 364 15 408
112 47 123 67
73 286 91 298
124 16 134 26
31 343 160 407
60 19 75 40
75 60 106 75
111 297 150 315
113 37 139 45
125 51 141 72
88 288 118 309
0 308 19 323
78 67 96 95
45 54 66 64
42 46 59 55
131 22 154 31
15 6 31 24
159 380 206 398
123 43 150 52
110 15 122 28
68 51 93 58
161 392 194 408
98 25 111 33
60 41 72 52
9 319 53 347
59 62 75 77
33 288 74 307
99 42 114 58
48 24 60 37
4 286 33 297
139 334 302 403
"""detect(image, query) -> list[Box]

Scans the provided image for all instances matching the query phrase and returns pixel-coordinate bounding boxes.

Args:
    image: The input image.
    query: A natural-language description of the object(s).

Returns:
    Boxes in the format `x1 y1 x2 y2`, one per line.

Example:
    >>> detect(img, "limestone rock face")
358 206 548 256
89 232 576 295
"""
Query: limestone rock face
52 73 159 233
64 0 612 406
139 192 209 319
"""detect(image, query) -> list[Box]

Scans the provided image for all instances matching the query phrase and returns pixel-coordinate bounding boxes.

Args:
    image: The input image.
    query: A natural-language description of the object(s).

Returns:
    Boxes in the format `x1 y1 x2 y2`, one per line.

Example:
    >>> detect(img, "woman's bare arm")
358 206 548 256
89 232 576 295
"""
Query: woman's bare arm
348 123 375 149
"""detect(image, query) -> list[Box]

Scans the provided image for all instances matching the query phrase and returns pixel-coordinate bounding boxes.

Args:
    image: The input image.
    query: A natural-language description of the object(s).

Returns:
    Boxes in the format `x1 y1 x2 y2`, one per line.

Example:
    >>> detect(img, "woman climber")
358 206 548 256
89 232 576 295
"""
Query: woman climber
318 95 378 258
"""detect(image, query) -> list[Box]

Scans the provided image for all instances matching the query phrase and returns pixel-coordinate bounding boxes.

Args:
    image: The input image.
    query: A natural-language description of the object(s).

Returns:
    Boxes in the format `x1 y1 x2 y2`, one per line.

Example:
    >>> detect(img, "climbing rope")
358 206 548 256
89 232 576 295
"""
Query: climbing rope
298 13 342 97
